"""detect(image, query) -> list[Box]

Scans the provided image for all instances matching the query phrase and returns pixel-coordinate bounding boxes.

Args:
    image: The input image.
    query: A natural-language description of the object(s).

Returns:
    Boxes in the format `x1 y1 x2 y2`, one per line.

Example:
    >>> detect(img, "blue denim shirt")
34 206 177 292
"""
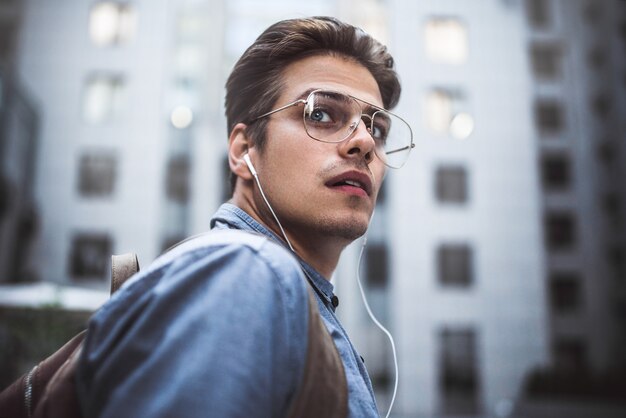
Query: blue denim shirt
77 203 379 417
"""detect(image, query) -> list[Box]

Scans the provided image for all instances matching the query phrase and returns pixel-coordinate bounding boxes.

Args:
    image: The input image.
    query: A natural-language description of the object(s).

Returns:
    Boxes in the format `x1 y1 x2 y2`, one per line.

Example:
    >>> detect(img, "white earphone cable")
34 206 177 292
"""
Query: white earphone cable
250 171 295 252
356 237 398 418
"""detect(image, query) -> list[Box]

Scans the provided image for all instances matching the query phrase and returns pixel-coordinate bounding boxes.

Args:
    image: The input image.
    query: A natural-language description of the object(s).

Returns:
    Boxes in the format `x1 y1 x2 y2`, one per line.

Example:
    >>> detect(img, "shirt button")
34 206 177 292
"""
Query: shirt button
331 295 339 308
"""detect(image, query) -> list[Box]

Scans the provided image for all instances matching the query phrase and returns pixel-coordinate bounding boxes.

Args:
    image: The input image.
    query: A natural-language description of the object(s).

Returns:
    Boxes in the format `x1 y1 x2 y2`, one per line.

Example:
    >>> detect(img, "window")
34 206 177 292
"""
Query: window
620 21 626 46
602 193 622 228
89 2 136 47
77 151 117 197
545 211 576 251
525 0 551 28
596 140 618 165
69 233 112 280
365 243 389 287
590 94 611 120
439 328 480 415
425 89 474 139
554 338 587 372
550 272 583 313
541 153 571 191
438 244 473 287
370 367 392 393
531 43 562 80
582 1 603 25
0 175 9 219
587 47 607 69
82 74 126 123
166 154 190 203
424 18 468 64
607 246 625 281
534 100 564 135
436 166 468 204
175 45 205 78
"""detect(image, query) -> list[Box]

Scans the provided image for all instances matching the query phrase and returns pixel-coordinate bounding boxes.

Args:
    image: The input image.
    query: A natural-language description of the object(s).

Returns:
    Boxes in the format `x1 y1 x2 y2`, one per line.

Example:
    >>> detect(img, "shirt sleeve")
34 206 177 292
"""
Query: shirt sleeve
76 239 309 418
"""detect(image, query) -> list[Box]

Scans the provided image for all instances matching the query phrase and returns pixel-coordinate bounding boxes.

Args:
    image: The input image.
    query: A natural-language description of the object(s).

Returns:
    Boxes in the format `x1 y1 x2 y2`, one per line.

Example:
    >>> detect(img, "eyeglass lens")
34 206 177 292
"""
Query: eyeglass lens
303 91 412 168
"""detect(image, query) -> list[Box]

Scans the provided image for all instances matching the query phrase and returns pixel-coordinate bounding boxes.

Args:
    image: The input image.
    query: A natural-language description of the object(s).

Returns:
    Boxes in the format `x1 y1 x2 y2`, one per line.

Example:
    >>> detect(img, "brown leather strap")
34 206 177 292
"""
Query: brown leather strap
0 368 28 418
110 253 139 294
0 331 86 418
287 287 348 418
32 345 84 418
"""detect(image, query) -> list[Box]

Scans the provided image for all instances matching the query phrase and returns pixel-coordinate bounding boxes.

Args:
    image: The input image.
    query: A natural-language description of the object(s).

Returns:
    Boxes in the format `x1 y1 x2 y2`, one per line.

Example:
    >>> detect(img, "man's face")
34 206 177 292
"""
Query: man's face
250 54 387 244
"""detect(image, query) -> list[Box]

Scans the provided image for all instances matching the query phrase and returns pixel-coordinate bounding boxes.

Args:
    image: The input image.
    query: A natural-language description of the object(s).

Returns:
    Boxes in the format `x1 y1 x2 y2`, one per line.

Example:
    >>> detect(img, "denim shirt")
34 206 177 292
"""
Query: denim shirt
76 203 379 417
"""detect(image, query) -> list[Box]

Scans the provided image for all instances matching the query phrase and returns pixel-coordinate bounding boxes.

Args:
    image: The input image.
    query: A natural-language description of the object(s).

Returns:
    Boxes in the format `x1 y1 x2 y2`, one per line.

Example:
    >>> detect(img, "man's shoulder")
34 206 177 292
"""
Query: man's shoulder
92 228 309 344
115 228 306 302
79 230 311 417
152 228 301 276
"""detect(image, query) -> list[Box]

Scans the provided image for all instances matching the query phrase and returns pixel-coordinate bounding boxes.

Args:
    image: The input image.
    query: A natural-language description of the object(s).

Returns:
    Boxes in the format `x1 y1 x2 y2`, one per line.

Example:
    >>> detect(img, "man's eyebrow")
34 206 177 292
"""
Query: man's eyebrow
293 88 384 114
360 103 377 116
295 88 317 101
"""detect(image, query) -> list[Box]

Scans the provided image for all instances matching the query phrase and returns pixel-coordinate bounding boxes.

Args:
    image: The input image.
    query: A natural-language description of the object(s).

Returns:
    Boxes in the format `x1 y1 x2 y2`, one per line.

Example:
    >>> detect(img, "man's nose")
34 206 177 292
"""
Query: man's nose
339 120 376 164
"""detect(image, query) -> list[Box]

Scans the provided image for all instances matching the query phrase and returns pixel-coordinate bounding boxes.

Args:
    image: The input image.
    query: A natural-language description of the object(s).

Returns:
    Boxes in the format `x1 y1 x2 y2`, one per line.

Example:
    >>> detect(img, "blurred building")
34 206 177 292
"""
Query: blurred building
337 0 547 416
0 0 40 283
525 0 626 375
3 0 625 417
336 0 626 417
10 0 227 286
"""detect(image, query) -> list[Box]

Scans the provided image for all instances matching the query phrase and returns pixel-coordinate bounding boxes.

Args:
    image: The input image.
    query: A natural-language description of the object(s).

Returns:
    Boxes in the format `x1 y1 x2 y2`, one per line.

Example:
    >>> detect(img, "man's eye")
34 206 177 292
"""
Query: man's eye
309 108 332 123
371 123 388 141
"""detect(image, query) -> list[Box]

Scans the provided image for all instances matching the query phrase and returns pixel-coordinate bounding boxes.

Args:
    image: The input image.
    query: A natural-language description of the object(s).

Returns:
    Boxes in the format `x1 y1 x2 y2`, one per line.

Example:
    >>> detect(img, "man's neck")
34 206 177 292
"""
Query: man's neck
282 228 347 279
229 195 346 279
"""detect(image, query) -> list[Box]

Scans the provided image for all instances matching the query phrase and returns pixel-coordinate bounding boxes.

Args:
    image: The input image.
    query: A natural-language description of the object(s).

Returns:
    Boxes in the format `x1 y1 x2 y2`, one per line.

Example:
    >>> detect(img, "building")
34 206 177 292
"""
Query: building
5 0 625 417
336 0 626 417
525 0 626 375
336 1 547 416
12 0 226 286
0 0 40 284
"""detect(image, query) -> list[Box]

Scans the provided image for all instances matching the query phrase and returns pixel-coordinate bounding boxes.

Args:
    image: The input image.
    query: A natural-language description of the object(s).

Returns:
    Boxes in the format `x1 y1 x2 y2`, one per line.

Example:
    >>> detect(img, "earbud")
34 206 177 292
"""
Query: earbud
243 153 257 177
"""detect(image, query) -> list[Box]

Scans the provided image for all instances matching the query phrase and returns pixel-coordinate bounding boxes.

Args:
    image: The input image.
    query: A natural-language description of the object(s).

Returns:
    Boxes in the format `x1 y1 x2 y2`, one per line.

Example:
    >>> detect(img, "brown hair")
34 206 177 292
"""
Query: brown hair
224 16 401 189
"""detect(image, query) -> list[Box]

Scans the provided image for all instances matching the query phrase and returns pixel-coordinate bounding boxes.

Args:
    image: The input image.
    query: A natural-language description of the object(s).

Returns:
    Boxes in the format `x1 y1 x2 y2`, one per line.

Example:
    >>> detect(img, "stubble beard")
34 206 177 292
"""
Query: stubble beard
308 208 371 243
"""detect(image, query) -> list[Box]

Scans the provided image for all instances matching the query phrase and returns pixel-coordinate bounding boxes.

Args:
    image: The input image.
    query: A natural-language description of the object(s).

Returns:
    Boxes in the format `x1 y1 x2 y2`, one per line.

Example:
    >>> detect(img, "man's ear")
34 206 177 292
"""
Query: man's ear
228 122 255 181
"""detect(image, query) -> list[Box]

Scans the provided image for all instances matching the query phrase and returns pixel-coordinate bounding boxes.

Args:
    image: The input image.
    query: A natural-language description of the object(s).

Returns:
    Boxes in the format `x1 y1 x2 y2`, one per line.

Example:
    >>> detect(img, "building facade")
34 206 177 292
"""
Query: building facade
337 0 547 416
0 0 40 284
525 0 626 375
5 0 626 417
12 0 227 286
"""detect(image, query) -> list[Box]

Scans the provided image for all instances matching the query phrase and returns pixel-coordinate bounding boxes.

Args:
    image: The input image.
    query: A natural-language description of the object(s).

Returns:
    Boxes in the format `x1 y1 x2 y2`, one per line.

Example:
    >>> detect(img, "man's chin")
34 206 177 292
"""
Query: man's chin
320 216 370 242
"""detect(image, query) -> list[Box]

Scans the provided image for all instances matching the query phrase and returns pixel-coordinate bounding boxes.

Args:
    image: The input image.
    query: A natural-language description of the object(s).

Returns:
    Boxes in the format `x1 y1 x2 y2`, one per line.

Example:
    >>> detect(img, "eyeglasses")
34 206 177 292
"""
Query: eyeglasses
253 89 414 169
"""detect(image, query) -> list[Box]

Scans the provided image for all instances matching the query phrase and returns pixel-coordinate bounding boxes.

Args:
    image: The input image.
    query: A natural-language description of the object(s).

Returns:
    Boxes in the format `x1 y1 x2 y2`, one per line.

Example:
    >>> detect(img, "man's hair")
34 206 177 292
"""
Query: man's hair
224 16 402 189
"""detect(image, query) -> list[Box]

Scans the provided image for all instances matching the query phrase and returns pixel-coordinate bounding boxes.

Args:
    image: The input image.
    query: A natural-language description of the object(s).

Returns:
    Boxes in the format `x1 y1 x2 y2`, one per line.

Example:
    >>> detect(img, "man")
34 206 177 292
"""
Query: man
77 16 413 417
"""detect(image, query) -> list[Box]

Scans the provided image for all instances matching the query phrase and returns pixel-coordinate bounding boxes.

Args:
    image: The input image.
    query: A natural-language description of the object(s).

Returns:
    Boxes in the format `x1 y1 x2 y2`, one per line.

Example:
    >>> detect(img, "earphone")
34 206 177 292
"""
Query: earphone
242 152 398 418
243 153 257 177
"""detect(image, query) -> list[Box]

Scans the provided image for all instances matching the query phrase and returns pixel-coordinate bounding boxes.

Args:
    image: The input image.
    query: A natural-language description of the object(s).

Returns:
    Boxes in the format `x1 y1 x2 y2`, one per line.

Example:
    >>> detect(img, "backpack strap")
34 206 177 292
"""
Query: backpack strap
0 254 141 418
31 334 86 418
110 253 140 294
0 330 87 418
287 287 348 418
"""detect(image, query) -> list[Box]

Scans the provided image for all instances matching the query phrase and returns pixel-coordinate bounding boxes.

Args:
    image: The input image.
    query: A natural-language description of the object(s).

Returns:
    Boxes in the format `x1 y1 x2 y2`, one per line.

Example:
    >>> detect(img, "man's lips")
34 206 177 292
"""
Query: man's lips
325 170 373 196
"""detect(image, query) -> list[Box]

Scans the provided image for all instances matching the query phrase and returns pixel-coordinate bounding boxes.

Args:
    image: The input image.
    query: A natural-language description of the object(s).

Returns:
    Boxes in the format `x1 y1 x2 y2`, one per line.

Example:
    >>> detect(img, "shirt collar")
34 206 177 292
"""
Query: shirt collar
210 203 338 310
